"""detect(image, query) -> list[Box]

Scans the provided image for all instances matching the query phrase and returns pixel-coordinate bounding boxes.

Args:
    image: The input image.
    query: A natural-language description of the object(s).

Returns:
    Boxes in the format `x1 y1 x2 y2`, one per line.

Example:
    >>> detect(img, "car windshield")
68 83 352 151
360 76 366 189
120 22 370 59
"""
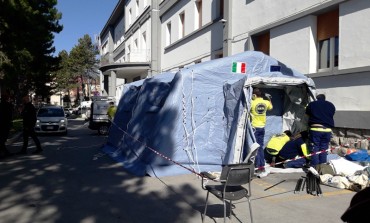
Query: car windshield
38 108 64 117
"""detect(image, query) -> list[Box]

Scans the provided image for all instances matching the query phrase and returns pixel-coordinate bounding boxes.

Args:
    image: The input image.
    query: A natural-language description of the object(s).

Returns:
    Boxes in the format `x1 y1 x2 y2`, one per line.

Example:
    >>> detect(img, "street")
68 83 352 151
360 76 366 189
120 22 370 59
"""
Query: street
0 118 355 223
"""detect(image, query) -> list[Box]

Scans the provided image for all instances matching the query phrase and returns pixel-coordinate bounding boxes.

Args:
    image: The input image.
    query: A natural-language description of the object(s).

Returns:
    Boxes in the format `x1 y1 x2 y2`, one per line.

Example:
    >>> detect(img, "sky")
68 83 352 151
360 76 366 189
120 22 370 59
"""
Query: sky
53 0 118 55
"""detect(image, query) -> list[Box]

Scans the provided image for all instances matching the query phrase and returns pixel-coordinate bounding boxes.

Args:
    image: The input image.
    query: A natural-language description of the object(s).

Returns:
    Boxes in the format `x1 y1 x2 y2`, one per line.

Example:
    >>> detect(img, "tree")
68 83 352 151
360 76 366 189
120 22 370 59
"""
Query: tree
0 0 62 100
54 50 78 92
69 35 99 102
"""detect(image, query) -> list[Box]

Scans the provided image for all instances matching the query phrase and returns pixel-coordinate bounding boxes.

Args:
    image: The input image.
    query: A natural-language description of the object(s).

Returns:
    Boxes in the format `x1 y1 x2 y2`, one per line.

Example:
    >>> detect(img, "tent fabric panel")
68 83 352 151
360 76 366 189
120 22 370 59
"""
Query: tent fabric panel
102 51 316 177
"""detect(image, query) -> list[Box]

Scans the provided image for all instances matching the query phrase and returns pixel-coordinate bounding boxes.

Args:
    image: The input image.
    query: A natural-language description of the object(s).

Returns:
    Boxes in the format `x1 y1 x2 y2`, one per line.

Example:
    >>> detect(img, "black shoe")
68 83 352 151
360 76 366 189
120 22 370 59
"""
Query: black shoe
16 150 28 155
32 149 43 154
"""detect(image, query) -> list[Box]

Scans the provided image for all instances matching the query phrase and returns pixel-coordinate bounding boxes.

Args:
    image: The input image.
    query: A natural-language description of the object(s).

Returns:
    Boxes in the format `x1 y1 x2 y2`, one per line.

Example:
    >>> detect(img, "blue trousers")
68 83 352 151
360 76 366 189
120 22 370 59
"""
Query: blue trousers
308 130 331 166
254 127 265 169
284 158 306 168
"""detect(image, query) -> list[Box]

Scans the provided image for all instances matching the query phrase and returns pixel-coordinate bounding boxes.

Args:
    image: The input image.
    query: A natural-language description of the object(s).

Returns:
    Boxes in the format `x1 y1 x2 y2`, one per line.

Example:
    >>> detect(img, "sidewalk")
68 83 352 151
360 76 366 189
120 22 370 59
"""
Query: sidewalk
0 125 355 223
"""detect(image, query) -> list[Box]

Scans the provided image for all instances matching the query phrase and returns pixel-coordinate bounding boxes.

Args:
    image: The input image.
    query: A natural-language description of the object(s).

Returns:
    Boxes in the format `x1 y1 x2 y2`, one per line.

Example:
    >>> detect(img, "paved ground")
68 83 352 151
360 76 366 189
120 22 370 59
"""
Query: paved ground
0 119 354 223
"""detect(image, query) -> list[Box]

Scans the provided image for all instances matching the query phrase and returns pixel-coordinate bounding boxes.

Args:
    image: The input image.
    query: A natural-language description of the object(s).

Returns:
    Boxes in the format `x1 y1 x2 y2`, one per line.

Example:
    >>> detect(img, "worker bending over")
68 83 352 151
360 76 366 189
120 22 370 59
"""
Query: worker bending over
276 131 310 168
264 130 292 166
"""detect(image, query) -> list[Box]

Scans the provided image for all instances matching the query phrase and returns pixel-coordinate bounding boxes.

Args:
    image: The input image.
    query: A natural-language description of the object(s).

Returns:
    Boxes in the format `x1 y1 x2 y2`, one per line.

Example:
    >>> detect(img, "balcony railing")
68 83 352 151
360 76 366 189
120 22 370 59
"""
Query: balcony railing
100 49 151 67
126 49 151 62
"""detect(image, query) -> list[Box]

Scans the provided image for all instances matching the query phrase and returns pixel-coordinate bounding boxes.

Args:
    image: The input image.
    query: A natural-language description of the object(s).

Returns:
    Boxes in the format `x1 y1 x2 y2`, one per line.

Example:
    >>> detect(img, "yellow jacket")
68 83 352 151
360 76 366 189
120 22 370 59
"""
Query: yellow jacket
250 97 273 128
265 133 290 155
107 105 117 120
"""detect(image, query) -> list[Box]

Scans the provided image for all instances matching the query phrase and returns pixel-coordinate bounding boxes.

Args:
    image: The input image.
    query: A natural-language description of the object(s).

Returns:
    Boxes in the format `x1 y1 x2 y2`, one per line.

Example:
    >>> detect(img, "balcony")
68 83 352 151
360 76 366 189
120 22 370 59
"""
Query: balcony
100 53 111 66
100 49 151 67
126 49 151 63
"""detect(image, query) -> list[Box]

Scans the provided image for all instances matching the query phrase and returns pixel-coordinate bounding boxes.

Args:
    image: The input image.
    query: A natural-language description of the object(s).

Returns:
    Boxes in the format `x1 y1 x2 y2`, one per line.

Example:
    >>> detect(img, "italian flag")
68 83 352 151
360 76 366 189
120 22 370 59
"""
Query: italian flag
232 62 246 74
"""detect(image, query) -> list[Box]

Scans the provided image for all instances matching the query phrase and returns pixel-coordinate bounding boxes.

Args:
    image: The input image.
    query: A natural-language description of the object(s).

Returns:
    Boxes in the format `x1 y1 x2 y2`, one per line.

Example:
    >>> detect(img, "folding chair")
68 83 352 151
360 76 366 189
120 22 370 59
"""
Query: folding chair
201 163 254 223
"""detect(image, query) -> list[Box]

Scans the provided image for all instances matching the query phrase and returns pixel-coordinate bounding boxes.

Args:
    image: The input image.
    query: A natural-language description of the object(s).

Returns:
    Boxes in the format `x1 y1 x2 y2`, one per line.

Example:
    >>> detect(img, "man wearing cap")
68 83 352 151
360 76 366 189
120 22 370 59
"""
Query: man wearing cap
305 94 335 167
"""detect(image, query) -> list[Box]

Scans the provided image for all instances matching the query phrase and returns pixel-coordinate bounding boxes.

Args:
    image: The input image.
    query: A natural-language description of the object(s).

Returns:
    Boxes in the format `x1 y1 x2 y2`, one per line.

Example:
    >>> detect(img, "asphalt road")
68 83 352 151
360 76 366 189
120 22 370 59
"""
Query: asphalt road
0 118 355 223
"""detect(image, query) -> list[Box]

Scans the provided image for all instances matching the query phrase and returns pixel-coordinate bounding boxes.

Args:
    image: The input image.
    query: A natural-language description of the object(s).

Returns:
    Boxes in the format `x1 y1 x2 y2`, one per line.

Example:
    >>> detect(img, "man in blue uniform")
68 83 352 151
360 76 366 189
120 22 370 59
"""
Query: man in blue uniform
277 131 310 168
305 94 335 166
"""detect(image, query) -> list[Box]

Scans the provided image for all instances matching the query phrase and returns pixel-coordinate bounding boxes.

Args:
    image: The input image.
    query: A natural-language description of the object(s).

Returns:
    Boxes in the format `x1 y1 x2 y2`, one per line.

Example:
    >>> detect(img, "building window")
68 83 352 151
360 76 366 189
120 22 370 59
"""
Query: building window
134 39 138 50
127 45 131 61
253 32 270 55
142 31 147 50
317 9 339 71
195 0 202 29
219 0 224 19
128 8 132 25
179 12 185 38
136 0 139 17
166 22 172 46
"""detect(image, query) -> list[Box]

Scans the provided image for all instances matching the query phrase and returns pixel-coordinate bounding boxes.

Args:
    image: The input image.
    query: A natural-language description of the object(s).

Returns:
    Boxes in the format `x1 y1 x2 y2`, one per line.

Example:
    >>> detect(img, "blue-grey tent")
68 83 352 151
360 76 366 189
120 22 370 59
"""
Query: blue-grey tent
102 51 316 177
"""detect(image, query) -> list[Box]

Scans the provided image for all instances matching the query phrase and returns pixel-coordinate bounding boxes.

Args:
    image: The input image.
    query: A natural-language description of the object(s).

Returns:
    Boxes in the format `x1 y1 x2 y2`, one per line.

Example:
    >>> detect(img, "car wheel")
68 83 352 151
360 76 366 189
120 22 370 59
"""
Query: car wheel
98 125 109 135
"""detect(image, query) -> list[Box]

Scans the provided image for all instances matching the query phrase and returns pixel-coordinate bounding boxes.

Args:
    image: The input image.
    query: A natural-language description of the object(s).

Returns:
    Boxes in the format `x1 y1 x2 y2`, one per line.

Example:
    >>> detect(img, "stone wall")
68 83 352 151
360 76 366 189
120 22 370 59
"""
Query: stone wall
332 128 370 150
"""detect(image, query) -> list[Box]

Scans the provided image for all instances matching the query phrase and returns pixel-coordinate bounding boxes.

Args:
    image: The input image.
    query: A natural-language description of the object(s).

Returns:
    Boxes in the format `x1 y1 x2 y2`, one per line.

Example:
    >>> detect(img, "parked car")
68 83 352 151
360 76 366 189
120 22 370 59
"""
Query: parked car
64 107 73 116
35 105 68 135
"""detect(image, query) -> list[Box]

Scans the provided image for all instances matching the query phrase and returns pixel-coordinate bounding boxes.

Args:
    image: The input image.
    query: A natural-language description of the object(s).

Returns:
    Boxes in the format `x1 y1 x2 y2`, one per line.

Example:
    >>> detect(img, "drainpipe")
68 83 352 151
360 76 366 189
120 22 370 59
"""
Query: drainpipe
150 0 160 77
108 26 116 96
223 0 233 57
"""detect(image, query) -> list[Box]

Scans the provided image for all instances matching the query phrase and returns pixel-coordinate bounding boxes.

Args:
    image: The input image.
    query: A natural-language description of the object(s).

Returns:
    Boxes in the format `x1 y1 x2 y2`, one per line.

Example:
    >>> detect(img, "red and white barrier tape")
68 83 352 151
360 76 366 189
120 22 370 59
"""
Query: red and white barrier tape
110 121 336 175
109 121 203 177
256 147 336 171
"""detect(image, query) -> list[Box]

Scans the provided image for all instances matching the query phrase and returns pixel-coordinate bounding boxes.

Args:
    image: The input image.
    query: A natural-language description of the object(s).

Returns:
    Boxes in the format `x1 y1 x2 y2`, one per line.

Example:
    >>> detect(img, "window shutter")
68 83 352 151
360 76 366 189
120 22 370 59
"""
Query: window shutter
317 9 339 41
257 32 270 55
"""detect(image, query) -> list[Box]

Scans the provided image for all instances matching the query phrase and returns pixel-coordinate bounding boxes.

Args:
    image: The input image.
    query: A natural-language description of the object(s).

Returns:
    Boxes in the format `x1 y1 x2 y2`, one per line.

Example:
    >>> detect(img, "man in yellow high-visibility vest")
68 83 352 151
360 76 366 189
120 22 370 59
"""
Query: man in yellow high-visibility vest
264 130 292 166
250 87 273 178
107 101 117 121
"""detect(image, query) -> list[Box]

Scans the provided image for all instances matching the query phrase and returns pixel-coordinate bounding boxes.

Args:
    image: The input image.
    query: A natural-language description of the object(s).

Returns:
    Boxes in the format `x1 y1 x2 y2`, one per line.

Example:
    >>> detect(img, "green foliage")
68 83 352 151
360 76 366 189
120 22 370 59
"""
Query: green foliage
54 50 76 91
68 35 100 99
69 35 99 74
0 0 63 98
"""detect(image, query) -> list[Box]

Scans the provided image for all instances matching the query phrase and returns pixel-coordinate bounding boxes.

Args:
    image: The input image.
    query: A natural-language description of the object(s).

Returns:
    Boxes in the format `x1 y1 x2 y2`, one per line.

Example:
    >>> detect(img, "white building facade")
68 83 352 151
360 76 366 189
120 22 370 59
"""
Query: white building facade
99 0 160 102
229 0 370 130
100 0 370 130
